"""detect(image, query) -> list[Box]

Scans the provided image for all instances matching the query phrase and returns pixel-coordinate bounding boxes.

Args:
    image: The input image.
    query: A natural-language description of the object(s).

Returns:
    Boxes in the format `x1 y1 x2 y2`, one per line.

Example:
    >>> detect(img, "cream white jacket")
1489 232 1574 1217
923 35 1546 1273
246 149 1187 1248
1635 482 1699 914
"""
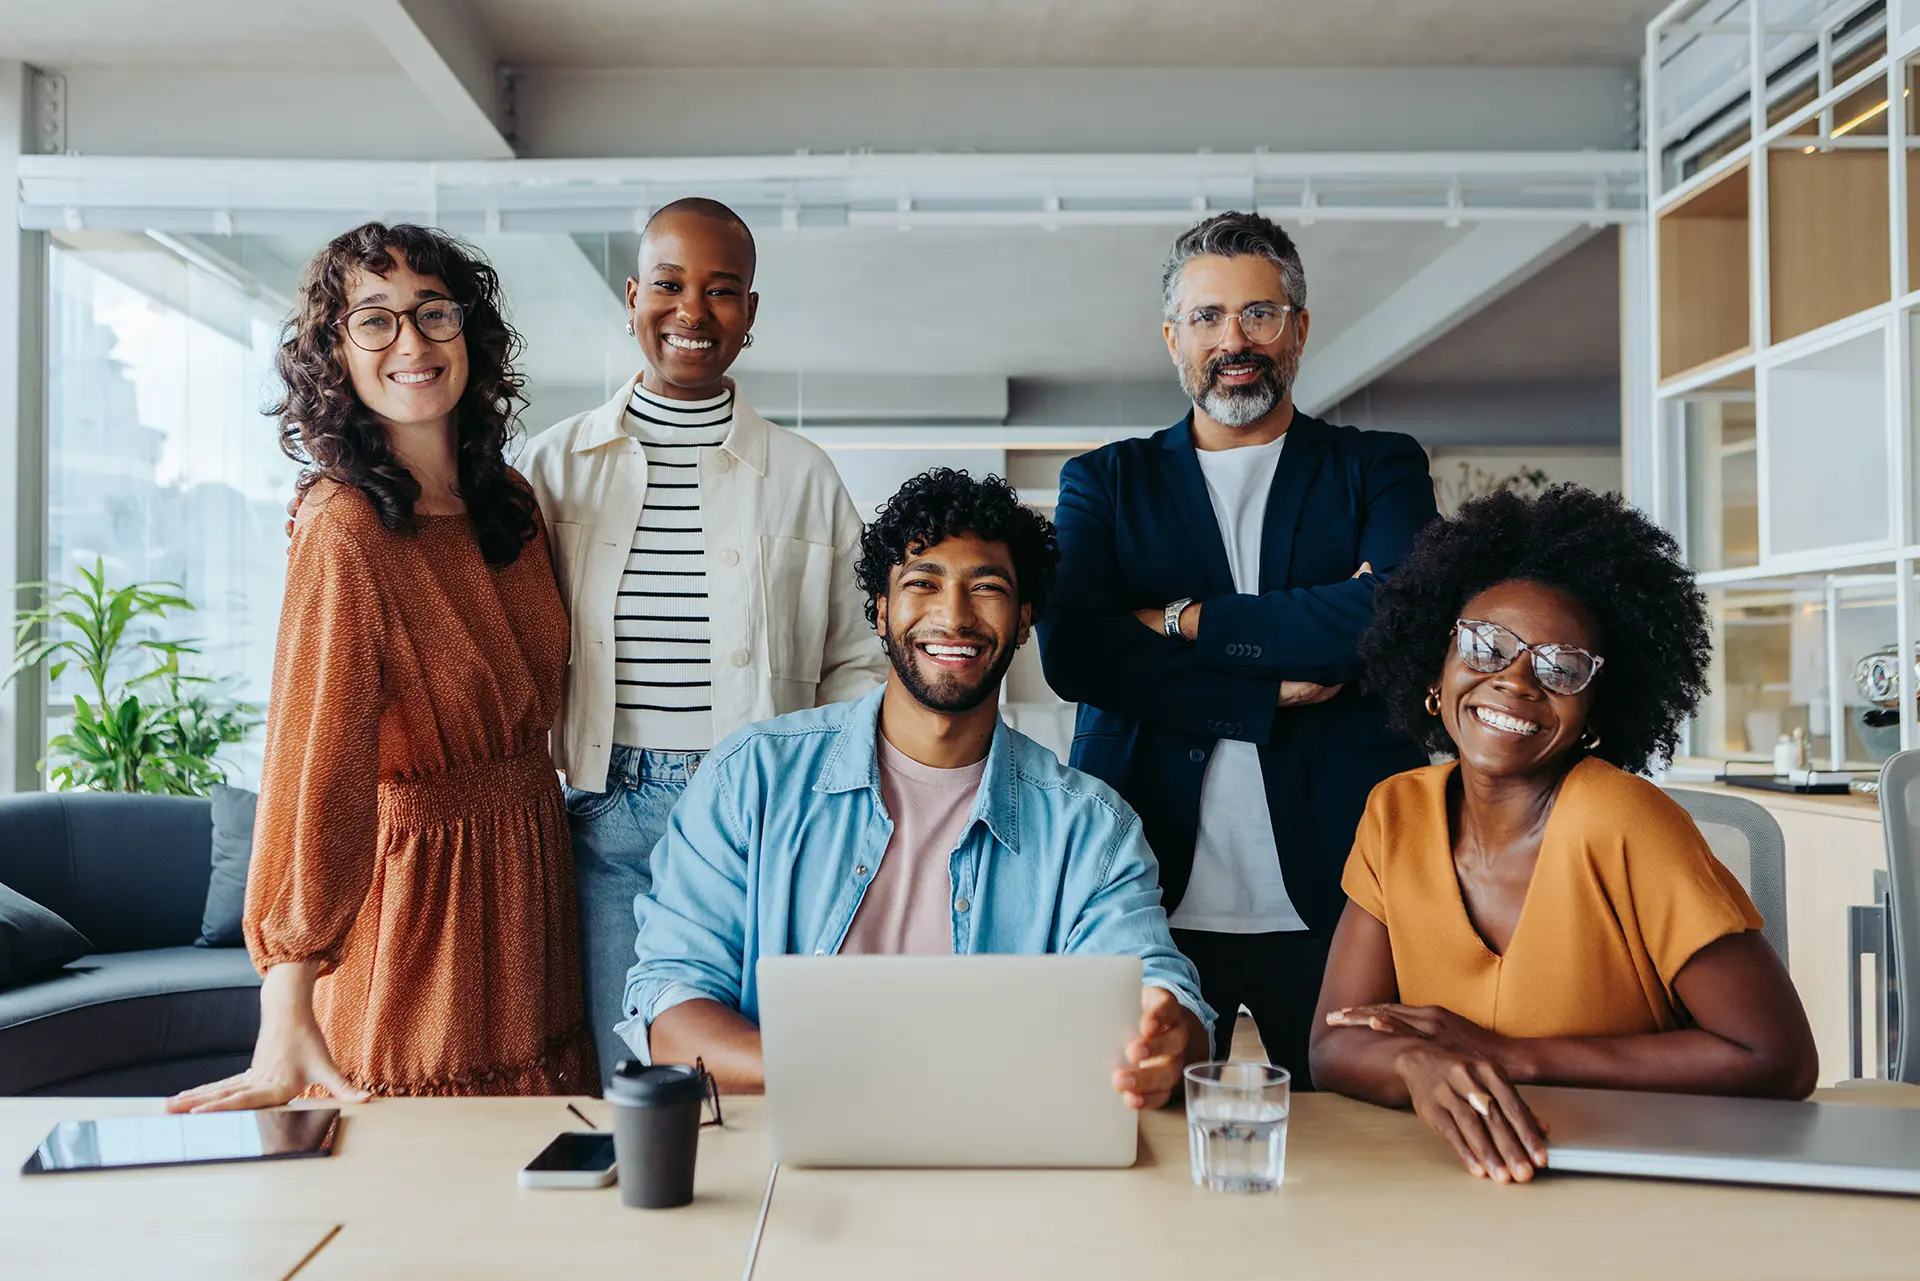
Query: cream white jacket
519 375 886 793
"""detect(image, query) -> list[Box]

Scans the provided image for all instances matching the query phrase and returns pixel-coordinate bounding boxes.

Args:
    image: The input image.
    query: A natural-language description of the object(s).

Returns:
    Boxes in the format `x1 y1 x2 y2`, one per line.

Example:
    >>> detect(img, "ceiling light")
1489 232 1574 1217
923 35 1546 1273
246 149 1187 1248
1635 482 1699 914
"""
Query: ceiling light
1832 98 1890 138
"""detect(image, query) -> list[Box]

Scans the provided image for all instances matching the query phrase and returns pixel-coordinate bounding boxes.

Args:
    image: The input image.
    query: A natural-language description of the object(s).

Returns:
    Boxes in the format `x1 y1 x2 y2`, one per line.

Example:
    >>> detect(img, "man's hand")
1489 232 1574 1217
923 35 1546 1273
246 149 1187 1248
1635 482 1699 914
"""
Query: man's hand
1136 562 1375 646
1324 1003 1524 1076
1131 601 1202 640
1277 681 1344 707
1112 986 1197 1110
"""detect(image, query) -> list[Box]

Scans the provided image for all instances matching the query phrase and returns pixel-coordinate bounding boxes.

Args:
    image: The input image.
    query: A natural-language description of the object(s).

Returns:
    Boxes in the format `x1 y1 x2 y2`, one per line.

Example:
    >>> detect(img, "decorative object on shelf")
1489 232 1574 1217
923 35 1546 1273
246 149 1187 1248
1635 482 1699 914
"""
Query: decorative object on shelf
5 558 260 794
1852 642 1918 763
1434 461 1552 518
1853 643 1917 709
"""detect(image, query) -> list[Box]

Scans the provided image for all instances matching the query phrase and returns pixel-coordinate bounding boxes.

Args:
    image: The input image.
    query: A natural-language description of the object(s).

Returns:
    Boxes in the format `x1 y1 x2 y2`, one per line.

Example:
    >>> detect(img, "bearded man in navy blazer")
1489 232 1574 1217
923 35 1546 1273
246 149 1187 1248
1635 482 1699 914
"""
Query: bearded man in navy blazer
1039 211 1436 1085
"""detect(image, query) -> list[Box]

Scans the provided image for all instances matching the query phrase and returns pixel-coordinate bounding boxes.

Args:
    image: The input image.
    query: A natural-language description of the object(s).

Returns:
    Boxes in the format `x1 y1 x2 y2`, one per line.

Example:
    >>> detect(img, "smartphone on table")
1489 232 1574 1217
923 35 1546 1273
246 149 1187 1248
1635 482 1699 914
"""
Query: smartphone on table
518 1131 616 1189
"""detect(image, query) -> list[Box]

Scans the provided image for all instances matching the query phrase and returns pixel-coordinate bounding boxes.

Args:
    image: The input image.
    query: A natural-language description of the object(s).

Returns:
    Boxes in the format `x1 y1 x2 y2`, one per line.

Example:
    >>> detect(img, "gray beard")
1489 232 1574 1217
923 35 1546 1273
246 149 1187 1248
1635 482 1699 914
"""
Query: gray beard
1176 351 1295 430
1197 382 1281 428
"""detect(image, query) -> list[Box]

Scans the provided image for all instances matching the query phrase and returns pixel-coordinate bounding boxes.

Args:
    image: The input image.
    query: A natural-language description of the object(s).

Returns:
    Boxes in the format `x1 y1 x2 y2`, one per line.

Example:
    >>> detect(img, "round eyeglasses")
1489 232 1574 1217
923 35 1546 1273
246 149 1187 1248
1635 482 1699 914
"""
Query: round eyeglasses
1175 304 1293 345
339 299 467 352
1451 619 1605 696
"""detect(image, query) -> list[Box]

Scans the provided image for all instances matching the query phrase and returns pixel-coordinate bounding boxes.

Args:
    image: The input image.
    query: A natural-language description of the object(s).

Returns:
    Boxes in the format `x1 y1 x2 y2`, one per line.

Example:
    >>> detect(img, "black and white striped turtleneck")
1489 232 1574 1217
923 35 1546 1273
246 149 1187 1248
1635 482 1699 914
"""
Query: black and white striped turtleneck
612 380 734 752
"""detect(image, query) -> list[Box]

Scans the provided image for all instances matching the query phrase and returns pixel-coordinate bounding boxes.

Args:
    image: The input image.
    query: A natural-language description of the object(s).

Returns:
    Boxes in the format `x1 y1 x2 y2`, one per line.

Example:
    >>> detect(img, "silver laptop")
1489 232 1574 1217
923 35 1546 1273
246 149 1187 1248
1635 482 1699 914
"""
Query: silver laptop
757 954 1142 1168
1524 1085 1920 1195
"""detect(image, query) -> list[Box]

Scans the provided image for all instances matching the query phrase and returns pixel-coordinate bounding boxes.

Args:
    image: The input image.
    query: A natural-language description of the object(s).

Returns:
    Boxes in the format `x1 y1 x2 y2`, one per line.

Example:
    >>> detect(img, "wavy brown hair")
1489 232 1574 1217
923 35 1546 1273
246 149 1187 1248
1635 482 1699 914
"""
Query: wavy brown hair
269 222 538 566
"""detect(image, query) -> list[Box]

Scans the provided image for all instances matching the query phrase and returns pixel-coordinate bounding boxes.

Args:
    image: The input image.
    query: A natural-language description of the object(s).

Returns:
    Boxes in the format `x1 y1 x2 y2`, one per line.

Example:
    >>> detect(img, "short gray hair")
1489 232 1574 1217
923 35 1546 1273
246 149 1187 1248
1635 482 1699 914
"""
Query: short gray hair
1161 211 1307 321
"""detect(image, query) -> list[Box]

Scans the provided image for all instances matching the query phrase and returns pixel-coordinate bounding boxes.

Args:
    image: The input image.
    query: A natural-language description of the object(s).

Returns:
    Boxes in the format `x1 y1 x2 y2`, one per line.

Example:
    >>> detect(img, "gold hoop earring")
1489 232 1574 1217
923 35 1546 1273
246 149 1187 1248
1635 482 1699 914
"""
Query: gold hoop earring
625 317 635 336
1580 726 1602 751
1425 689 1441 717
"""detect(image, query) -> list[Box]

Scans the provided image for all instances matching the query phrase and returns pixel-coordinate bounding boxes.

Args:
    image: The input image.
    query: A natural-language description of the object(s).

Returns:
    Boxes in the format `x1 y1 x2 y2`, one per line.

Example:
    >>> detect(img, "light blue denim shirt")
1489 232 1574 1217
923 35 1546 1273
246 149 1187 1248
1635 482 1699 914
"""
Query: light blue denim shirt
618 686 1213 1060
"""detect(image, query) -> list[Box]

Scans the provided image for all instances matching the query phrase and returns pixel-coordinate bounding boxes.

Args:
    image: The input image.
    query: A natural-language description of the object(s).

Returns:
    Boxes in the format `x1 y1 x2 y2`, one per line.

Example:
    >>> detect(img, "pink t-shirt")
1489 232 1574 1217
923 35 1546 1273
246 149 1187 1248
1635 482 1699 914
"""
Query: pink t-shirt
838 734 986 955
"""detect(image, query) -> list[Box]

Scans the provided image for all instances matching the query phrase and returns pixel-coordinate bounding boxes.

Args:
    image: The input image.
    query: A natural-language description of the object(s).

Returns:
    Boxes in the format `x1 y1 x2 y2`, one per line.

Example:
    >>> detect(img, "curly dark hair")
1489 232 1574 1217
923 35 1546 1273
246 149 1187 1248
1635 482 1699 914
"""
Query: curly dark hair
1359 484 1710 775
268 222 538 567
855 469 1060 628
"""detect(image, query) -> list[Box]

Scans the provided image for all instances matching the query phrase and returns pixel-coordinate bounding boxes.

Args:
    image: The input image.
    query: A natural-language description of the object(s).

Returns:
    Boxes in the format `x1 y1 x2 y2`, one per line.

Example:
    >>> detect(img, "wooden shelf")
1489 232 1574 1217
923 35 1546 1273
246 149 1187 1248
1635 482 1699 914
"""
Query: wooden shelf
1658 346 1755 392
1658 160 1752 380
1770 149 1893 344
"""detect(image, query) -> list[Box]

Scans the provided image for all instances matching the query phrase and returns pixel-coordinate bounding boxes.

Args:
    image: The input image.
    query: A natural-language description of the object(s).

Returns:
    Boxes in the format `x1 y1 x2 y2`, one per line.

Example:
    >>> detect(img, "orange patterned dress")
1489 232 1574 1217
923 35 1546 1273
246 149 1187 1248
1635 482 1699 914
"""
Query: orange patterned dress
244 477 595 1096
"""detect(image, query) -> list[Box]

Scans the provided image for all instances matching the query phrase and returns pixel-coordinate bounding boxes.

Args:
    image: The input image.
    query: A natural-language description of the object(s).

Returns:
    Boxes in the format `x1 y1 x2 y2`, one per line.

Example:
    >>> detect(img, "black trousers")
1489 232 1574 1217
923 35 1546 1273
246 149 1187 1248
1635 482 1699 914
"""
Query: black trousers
1171 928 1331 1091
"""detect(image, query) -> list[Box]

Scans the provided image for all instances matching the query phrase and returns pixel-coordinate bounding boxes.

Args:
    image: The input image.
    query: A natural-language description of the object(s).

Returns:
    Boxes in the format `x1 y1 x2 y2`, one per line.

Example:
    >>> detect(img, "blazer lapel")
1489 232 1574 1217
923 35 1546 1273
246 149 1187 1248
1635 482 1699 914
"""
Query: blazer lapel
1159 415 1235 597
1258 413 1329 593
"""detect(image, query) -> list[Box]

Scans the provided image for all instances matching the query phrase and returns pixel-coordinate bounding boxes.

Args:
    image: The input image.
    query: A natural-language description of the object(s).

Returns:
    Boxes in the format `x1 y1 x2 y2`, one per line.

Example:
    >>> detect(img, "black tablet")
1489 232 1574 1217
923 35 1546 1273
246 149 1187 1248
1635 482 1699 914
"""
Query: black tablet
21 1108 341 1175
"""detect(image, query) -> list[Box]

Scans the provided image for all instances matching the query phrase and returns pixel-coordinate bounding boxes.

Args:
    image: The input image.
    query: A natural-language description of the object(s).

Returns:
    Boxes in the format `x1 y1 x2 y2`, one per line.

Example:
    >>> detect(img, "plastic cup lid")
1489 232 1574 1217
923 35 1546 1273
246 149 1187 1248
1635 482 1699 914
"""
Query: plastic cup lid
605 1061 704 1108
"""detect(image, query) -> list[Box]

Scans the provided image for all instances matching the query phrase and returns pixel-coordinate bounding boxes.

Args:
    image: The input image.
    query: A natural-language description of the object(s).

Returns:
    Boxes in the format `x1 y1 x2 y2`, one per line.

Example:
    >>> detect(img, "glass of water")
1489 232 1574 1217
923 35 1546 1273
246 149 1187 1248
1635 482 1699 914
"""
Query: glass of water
1184 1061 1290 1193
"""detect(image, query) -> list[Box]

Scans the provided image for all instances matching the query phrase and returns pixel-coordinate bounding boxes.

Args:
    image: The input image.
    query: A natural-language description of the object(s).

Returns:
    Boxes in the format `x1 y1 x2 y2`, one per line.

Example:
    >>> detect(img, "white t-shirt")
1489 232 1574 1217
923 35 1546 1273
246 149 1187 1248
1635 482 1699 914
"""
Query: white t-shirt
1167 434 1310 935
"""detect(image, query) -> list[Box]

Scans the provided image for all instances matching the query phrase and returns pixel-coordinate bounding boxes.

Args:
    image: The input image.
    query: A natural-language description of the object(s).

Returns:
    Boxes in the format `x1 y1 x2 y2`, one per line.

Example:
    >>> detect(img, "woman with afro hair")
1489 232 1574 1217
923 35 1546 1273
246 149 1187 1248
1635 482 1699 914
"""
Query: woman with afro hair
1308 484 1816 1185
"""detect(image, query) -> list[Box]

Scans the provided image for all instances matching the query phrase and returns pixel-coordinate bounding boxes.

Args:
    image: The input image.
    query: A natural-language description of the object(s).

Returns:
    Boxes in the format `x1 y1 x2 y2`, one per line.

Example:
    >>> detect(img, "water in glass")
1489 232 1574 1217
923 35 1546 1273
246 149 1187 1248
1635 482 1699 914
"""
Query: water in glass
1187 1097 1288 1192
1184 1060 1289 1193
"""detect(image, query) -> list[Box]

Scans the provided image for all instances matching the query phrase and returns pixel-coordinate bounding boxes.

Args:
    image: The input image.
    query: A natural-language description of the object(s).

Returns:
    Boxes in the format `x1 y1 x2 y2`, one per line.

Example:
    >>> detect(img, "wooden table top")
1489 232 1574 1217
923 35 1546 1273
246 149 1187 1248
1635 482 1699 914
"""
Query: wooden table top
1 1095 775 1281
754 1088 1920 1281
8 1086 1920 1280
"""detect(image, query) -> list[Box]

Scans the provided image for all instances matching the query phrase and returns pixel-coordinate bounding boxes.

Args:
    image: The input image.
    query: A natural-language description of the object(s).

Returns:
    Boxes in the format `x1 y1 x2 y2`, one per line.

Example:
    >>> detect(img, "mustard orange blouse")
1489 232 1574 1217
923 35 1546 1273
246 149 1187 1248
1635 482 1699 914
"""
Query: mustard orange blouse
1340 757 1764 1039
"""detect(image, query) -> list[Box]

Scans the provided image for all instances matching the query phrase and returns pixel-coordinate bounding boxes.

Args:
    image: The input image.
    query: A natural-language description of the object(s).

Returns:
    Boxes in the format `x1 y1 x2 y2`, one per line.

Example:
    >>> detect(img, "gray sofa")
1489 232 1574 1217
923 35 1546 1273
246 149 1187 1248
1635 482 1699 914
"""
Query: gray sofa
0 792 261 1095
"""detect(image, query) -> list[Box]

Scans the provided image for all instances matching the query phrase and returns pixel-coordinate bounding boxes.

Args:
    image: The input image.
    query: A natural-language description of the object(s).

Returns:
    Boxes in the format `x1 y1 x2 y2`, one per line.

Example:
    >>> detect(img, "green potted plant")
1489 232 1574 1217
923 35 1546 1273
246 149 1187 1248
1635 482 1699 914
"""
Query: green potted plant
6 558 260 794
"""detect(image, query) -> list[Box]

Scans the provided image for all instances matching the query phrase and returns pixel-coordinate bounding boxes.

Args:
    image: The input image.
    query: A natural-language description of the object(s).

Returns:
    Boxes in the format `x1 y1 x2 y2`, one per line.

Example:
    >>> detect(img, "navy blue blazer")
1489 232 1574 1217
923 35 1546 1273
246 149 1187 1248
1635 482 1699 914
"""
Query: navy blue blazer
1037 411 1437 934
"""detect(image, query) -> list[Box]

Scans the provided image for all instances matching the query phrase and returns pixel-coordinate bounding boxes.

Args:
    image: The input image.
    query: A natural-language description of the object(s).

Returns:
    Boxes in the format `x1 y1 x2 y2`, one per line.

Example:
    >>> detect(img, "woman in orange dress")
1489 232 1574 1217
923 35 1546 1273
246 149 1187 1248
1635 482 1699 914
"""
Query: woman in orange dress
168 223 593 1108
1309 486 1815 1184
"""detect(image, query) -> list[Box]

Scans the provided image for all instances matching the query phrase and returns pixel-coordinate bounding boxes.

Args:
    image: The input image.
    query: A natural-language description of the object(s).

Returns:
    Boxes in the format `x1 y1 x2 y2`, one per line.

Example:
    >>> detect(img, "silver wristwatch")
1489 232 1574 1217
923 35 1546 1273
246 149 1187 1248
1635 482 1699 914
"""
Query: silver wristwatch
1164 597 1194 638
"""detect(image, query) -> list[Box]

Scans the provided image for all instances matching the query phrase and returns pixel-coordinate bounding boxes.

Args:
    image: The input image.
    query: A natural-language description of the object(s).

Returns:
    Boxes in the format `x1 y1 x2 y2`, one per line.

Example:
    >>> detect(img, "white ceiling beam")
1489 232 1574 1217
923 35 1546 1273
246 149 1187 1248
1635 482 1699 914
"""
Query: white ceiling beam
1292 223 1594 418
348 0 512 160
14 151 1643 233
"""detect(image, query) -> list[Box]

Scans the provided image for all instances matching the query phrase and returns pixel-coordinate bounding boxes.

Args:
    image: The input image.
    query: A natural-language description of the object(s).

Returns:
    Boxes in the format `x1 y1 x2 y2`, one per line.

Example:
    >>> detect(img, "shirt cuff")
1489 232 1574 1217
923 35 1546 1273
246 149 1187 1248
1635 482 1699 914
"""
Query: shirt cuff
614 982 716 1066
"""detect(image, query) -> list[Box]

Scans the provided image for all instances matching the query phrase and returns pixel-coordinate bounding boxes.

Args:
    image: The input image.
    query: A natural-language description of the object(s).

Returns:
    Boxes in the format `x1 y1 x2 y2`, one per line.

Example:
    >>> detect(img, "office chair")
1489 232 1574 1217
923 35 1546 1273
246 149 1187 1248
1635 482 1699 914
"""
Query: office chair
1874 751 1920 1084
1660 787 1790 967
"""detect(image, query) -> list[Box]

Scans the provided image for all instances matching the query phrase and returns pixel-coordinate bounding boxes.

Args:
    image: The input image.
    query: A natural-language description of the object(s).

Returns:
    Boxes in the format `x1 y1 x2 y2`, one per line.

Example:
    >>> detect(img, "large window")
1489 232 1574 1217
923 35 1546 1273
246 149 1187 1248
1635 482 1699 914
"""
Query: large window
45 235 299 788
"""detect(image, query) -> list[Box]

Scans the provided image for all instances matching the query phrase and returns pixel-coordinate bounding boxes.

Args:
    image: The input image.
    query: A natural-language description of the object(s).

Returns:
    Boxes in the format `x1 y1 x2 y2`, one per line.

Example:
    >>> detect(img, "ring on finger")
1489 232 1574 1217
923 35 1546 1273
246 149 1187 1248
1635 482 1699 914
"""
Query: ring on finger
1465 1091 1493 1118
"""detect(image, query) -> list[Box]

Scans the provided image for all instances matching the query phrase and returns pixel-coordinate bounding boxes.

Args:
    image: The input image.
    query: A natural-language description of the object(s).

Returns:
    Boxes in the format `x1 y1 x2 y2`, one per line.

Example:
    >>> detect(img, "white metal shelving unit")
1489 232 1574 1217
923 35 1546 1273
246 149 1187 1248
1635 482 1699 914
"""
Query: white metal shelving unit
1647 0 1920 768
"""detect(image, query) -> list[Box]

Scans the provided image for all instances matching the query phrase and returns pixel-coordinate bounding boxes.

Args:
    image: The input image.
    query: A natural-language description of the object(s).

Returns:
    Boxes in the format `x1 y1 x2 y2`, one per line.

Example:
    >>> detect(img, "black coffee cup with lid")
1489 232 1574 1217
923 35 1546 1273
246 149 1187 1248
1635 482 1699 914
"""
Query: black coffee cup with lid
605 1060 704 1208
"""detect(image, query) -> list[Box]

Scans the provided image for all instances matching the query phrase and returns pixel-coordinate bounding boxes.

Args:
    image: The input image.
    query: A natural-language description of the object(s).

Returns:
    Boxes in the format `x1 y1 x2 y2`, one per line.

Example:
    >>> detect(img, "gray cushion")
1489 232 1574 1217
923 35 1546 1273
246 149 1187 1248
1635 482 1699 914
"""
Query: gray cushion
0 947 262 1095
0 883 92 988
197 785 257 947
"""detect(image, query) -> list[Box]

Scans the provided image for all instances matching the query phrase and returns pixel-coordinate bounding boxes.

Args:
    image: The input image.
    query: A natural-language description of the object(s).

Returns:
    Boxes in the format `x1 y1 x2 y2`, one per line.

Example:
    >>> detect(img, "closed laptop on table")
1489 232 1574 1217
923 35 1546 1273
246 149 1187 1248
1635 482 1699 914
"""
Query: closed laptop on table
1524 1085 1920 1195
757 954 1142 1169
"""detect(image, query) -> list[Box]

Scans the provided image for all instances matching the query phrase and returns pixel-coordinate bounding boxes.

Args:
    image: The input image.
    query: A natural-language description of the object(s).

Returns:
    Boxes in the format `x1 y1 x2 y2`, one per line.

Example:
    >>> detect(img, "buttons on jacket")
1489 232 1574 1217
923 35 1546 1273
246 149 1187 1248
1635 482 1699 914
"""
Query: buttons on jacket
854 865 869 878
1204 719 1244 737
717 548 740 569
1225 643 1264 659
714 453 733 474
1188 748 1207 763
729 648 751 668
955 898 970 913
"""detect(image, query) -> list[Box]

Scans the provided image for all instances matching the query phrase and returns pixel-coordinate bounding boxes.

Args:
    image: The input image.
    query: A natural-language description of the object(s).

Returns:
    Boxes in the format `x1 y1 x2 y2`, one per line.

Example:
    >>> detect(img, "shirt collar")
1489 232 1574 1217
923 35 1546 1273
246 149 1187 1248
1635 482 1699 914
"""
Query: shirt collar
572 372 772 477
815 686 1021 853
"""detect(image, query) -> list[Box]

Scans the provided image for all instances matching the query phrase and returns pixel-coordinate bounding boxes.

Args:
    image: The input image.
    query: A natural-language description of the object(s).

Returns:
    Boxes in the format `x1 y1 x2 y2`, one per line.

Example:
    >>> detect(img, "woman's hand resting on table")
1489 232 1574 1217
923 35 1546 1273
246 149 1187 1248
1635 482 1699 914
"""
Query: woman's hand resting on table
166 963 371 1113
1326 1002 1547 1184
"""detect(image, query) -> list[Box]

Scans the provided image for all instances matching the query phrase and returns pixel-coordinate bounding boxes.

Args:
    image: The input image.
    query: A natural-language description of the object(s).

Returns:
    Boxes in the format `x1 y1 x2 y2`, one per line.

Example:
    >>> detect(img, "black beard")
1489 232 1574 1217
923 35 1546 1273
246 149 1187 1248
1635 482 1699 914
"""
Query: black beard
882 626 1017 714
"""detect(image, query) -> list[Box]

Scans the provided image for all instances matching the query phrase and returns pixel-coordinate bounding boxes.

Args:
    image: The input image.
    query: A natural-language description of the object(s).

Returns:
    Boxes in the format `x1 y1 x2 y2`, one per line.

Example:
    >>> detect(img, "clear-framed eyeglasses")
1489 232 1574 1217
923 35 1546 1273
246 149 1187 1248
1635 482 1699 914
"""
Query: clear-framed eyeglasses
339 299 467 352
1175 303 1293 345
1451 619 1605 696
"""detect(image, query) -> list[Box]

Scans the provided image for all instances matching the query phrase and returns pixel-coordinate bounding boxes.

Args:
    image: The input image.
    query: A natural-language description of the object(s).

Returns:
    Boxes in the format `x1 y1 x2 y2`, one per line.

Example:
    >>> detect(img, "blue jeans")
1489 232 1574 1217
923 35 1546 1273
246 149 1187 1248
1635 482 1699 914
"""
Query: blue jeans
565 746 703 1089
